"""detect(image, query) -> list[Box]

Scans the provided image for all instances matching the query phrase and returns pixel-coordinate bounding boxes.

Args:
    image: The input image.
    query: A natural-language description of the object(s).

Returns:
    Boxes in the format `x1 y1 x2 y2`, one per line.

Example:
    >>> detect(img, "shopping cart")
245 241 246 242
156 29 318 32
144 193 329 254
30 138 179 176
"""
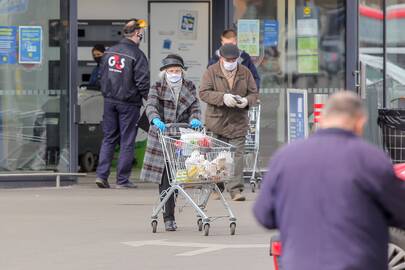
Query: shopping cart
150 123 237 236
244 104 262 192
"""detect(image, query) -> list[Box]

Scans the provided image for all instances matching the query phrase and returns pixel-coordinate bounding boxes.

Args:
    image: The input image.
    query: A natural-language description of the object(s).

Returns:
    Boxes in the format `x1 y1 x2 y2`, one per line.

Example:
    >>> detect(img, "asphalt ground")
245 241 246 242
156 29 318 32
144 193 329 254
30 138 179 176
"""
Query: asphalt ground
0 176 276 270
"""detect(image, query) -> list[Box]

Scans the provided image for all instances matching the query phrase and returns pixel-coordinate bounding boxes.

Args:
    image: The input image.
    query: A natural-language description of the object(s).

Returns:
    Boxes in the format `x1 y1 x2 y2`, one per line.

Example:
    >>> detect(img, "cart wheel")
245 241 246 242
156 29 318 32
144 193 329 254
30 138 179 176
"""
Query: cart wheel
203 223 210 236
80 151 95 172
151 220 158 233
230 223 236 235
251 182 256 193
197 219 203 231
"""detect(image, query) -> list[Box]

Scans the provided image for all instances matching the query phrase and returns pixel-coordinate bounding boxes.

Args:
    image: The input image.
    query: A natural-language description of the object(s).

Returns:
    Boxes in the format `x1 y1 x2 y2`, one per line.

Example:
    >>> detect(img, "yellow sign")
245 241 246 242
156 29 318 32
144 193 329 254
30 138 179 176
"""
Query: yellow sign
304 7 311 16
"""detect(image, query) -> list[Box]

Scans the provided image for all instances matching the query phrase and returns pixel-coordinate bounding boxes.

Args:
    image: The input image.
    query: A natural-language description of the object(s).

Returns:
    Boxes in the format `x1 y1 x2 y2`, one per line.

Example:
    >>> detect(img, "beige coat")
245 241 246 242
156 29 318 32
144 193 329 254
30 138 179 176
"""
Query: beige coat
199 62 258 138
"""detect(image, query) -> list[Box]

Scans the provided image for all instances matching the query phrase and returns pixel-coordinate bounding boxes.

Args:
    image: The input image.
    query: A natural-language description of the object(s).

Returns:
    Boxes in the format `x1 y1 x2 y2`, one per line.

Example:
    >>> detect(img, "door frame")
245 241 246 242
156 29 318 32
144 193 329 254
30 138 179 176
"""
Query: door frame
351 0 388 106
346 0 359 92
68 0 78 173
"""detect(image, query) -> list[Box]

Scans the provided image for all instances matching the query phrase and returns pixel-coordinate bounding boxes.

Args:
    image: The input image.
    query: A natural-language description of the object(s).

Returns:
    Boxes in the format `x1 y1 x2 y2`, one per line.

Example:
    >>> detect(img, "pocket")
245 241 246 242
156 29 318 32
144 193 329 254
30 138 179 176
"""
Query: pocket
206 106 222 118
234 78 248 97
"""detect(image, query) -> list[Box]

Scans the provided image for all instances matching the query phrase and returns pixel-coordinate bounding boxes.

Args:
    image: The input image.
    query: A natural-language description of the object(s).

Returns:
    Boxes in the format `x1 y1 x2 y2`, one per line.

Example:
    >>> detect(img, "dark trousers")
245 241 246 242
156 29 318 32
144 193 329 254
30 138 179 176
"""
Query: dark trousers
96 101 140 184
159 169 175 222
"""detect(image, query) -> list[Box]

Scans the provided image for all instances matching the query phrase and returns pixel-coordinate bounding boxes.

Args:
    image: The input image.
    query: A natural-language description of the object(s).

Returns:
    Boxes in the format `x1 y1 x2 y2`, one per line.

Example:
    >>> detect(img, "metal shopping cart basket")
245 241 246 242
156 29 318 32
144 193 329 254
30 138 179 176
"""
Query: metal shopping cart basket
244 104 262 192
150 123 237 236
378 109 405 163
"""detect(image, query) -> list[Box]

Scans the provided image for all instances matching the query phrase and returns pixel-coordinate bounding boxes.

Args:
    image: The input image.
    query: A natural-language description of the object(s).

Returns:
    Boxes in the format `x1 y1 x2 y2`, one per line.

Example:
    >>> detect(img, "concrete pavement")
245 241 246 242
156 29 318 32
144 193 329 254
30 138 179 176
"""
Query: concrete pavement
0 177 276 270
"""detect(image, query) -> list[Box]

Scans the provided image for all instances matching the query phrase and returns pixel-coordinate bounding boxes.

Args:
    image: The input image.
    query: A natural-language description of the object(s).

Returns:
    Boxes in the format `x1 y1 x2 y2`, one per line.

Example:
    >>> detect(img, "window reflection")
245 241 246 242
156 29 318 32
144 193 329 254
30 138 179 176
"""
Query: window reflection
0 0 70 172
233 0 346 162
386 1 405 108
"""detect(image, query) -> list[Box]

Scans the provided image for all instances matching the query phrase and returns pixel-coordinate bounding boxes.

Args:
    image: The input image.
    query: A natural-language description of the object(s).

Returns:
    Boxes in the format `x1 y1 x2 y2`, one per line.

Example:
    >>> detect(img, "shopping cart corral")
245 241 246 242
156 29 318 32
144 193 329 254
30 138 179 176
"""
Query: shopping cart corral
151 123 237 236
244 104 262 192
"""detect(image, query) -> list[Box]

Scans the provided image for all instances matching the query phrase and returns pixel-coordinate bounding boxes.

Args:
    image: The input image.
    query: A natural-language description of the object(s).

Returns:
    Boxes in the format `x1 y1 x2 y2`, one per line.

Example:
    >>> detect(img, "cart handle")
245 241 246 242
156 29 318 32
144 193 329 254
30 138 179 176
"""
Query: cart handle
157 122 205 134
165 123 190 128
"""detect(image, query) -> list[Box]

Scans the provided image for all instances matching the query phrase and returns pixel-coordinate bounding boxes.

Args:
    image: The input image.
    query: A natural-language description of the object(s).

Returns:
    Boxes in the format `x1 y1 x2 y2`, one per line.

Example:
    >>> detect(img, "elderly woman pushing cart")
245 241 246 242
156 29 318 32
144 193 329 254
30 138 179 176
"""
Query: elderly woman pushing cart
140 54 202 232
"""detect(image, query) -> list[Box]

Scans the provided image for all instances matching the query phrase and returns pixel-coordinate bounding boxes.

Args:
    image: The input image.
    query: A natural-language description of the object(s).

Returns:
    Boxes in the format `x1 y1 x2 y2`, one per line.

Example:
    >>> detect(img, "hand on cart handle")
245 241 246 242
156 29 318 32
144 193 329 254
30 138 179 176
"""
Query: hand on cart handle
157 122 205 134
190 119 202 129
152 118 166 132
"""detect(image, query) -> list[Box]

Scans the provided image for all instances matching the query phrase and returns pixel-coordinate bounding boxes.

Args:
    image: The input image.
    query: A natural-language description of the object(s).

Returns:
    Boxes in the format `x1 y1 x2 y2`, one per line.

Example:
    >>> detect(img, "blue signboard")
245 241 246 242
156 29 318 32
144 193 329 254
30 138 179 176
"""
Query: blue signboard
19 26 42 64
0 26 17 64
263 20 278 47
287 89 308 142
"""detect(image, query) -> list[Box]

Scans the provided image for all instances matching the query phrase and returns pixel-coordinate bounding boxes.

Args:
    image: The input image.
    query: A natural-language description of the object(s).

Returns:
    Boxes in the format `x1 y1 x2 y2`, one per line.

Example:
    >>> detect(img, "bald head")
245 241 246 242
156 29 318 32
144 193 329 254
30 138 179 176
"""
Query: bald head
123 19 144 44
320 91 367 136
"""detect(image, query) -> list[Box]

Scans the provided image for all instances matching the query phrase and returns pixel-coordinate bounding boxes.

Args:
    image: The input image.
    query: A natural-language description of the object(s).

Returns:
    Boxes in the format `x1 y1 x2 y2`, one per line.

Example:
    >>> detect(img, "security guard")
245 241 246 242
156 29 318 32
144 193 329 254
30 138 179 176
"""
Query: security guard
96 18 150 189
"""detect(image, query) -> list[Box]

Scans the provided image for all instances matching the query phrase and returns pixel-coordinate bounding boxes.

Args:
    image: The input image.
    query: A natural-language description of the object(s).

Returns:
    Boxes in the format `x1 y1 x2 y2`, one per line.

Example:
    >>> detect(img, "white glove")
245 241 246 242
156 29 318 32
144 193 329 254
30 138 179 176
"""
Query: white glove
236 97 249 108
223 93 237 107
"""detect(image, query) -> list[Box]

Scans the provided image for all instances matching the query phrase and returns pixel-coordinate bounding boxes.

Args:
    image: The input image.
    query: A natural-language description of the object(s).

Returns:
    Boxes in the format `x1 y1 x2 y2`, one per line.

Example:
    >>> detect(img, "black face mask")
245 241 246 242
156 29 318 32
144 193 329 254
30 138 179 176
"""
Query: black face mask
137 32 144 42
94 56 102 64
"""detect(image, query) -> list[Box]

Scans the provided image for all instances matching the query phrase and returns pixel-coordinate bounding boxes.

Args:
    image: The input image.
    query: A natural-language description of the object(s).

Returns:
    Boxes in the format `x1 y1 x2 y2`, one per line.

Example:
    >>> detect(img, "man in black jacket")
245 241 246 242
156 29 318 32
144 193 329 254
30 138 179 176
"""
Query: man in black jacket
208 29 261 89
95 18 150 189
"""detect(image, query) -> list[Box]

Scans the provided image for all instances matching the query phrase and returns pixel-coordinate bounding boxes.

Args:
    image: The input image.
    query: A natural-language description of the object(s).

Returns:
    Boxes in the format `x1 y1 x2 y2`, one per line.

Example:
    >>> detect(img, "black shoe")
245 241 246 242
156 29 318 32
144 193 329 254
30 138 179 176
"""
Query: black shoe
115 181 137 189
172 221 178 230
165 220 177 231
95 178 110 188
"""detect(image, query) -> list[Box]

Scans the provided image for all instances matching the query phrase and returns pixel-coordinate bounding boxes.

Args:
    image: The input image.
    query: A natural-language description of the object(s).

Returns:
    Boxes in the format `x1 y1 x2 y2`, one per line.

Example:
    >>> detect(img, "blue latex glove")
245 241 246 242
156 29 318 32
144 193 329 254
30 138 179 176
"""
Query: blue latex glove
152 118 166 132
190 119 202 129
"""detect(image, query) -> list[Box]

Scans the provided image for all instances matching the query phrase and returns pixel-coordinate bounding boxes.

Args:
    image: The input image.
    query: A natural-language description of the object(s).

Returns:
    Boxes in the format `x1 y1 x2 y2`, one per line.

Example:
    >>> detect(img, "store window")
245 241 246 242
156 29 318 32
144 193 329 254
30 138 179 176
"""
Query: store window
233 0 346 162
0 1 71 172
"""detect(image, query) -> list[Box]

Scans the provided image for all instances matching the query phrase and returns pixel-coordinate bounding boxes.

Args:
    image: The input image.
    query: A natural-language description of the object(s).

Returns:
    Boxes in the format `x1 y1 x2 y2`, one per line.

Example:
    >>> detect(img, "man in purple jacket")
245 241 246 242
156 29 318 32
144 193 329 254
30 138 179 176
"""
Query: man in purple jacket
253 91 405 270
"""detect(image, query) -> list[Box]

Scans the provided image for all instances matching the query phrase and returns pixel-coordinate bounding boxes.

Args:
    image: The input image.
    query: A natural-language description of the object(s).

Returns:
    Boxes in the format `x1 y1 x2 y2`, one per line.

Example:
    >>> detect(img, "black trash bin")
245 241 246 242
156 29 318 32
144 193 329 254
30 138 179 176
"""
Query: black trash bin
378 109 405 163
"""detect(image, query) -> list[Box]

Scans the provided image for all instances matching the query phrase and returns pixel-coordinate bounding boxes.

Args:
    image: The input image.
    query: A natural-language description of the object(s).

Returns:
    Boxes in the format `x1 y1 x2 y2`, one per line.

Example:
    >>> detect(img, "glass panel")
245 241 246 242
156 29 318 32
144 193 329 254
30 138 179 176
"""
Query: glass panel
232 0 346 163
0 1 70 172
386 1 405 108
359 0 384 145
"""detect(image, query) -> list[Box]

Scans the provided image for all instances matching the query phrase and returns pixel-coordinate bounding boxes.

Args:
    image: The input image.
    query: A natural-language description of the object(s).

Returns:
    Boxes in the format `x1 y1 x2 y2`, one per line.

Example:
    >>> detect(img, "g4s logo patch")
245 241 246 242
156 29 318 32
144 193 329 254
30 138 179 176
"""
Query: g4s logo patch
108 55 126 73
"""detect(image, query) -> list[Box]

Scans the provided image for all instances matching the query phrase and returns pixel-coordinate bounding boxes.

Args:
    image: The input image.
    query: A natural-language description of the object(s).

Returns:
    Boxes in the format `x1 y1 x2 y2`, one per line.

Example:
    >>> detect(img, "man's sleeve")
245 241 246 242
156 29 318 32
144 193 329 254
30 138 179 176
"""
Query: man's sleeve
378 166 405 229
253 155 280 230
199 70 225 107
134 52 150 99
360 151 405 229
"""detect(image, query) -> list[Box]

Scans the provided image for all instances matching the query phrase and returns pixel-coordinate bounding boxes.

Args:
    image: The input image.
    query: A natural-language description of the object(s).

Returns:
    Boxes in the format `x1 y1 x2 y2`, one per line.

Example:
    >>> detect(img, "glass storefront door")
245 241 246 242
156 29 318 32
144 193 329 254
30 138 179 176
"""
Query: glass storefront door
233 0 347 164
358 0 384 145
0 0 72 172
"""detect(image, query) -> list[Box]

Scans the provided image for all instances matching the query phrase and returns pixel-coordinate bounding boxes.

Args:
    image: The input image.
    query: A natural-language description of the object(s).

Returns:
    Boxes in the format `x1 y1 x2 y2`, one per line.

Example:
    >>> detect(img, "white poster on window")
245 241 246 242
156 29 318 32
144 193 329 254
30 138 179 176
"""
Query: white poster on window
237 19 260 57
149 1 210 88
296 19 318 37
178 10 198 40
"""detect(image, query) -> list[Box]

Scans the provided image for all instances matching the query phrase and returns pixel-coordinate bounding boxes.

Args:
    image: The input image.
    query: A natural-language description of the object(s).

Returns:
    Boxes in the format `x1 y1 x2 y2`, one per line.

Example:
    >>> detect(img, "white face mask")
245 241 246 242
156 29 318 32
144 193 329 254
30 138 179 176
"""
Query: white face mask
166 72 182 83
223 60 237 71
